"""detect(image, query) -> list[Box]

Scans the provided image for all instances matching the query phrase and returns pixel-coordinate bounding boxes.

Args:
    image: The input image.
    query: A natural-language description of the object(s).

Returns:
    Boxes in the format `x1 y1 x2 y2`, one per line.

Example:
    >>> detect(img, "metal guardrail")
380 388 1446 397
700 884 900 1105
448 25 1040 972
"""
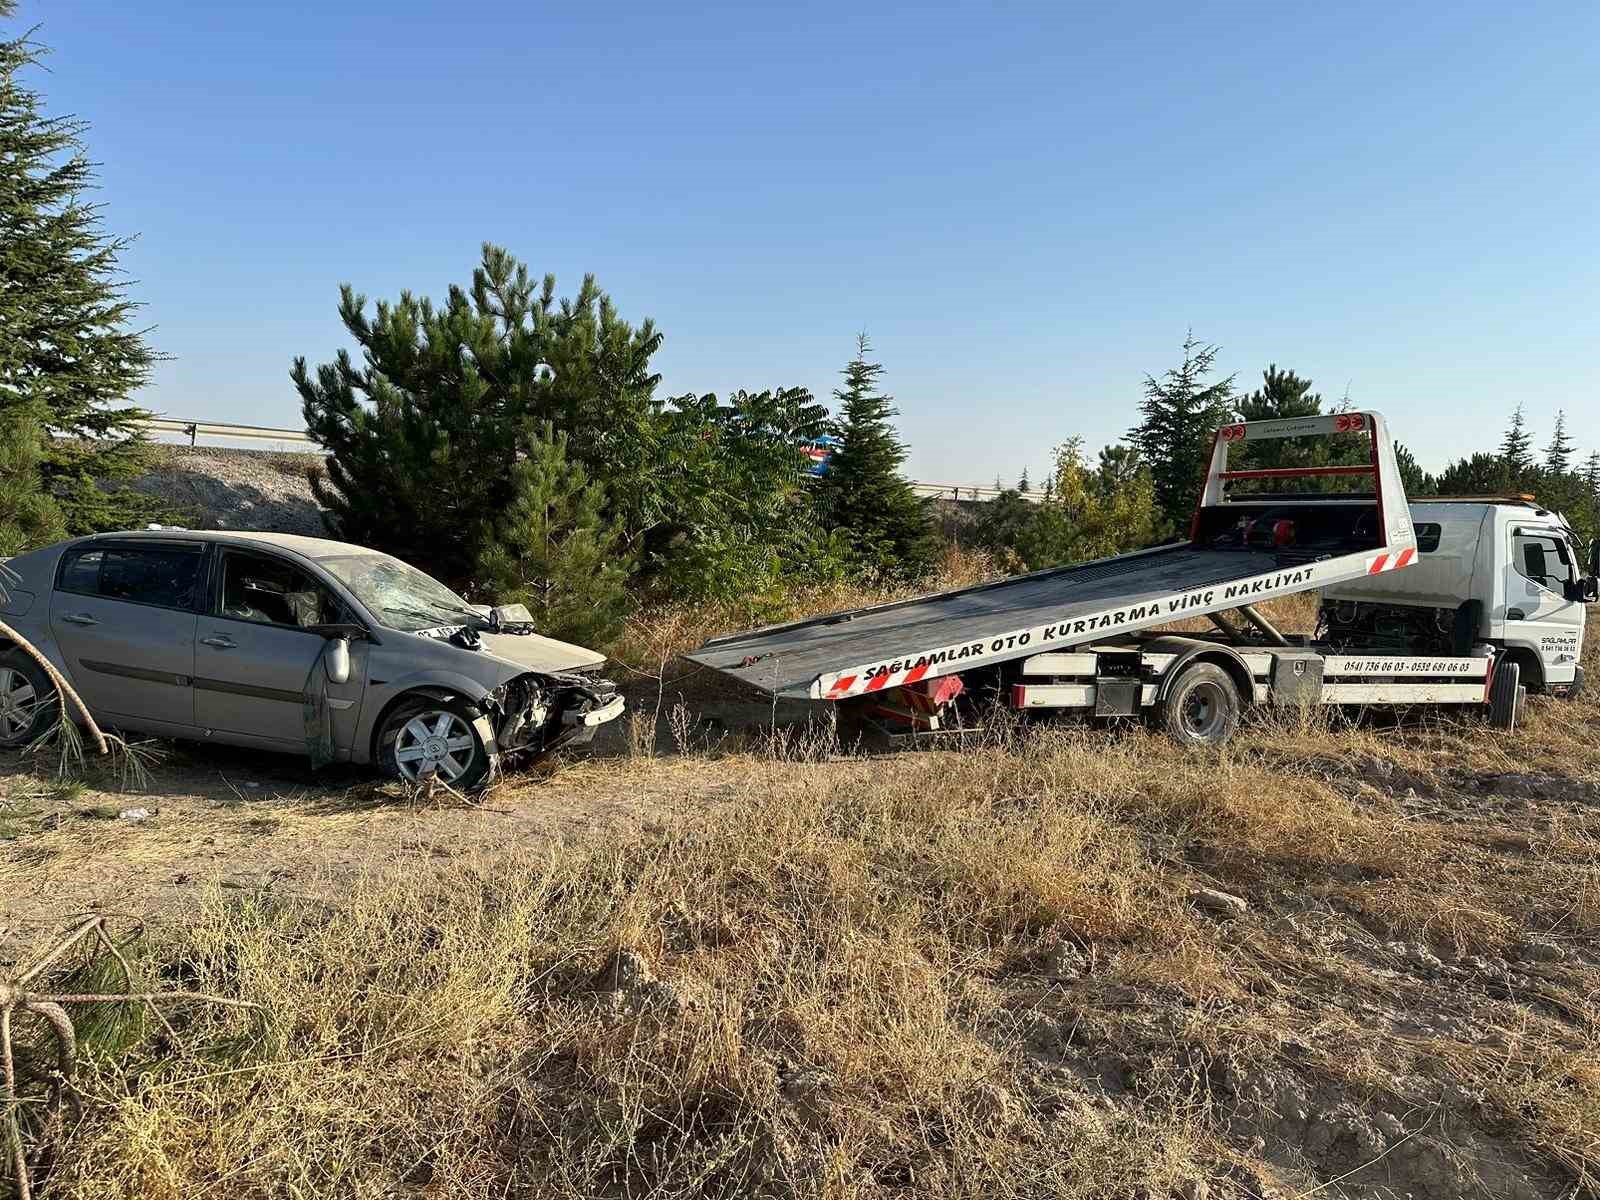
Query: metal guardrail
138 417 1046 503
141 417 318 446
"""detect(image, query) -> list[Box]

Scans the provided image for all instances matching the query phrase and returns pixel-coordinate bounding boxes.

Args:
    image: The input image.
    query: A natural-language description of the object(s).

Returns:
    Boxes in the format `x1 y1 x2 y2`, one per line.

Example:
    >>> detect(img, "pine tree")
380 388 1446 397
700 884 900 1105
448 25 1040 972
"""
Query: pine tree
0 398 67 555
1234 364 1324 474
1017 467 1031 493
297 244 661 587
1499 405 1533 480
1585 452 1600 497
475 423 632 647
0 10 158 533
817 335 934 580
1128 332 1236 530
1545 410 1574 476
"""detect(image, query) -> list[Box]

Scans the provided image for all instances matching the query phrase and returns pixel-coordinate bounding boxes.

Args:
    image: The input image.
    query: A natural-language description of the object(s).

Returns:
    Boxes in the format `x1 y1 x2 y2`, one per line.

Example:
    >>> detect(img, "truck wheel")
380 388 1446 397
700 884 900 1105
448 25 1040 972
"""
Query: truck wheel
1488 660 1524 731
1159 663 1241 747
0 650 59 749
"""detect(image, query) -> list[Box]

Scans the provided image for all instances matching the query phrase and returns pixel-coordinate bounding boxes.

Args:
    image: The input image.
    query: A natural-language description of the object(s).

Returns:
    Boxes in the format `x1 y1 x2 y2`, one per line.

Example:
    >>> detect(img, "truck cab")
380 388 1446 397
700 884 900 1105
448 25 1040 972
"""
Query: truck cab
1321 498 1595 695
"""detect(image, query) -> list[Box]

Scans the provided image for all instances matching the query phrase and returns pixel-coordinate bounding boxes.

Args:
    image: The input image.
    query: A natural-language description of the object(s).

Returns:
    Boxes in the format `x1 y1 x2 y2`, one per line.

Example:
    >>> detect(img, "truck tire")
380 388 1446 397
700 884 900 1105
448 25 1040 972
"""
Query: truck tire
1158 662 1241 747
1488 660 1524 731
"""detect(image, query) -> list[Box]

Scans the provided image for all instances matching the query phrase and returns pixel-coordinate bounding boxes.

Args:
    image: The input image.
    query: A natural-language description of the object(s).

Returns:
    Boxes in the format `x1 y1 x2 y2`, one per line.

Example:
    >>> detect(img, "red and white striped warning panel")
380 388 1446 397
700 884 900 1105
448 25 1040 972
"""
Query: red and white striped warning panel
1364 547 1416 574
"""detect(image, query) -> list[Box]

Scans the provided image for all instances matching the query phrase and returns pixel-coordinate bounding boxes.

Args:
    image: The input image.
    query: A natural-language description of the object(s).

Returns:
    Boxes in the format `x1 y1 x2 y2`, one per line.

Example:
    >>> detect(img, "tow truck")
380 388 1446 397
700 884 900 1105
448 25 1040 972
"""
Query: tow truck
689 412 1597 744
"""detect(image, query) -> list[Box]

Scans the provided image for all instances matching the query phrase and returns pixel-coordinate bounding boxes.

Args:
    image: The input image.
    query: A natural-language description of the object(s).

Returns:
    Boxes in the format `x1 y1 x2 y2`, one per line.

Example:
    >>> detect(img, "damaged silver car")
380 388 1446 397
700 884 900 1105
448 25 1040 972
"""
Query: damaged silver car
0 530 625 785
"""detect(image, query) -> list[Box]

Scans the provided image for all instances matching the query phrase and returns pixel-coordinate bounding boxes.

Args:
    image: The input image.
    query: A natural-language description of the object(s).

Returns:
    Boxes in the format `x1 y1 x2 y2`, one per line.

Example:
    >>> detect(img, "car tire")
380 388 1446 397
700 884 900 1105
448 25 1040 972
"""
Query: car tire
0 648 60 749
1158 662 1241 747
377 695 491 789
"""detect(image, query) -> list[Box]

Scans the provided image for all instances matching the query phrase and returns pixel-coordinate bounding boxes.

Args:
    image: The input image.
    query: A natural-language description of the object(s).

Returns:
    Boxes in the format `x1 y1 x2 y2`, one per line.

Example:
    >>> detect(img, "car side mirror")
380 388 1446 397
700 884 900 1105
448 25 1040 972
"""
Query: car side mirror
323 635 351 685
1590 539 1600 579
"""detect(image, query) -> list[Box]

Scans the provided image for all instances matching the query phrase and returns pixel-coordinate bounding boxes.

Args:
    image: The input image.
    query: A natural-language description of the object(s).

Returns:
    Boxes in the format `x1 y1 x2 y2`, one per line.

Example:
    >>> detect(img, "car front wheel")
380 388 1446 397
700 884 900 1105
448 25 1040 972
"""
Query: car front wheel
378 697 490 788
0 650 59 749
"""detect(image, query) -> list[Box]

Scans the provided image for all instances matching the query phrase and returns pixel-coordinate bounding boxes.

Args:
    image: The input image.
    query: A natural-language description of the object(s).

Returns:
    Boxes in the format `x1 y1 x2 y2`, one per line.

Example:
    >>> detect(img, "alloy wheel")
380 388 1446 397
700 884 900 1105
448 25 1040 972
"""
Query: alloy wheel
391 709 478 782
0 666 40 741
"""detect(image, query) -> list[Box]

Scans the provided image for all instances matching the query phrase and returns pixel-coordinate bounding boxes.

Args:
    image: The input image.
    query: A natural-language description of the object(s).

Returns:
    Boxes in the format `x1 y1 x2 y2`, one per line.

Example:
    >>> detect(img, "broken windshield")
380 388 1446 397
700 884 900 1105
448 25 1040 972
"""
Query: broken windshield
319 551 480 633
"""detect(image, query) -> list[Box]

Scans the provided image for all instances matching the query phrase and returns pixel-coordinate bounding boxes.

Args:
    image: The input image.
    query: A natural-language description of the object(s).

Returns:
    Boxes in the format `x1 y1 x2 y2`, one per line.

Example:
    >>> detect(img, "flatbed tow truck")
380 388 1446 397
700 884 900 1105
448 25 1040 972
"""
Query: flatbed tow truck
689 412 1598 745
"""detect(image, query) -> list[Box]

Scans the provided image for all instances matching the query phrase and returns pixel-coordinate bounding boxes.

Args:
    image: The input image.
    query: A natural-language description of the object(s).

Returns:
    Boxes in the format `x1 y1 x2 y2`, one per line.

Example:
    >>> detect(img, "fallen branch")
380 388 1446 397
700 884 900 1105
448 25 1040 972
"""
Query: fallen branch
1 915 262 1200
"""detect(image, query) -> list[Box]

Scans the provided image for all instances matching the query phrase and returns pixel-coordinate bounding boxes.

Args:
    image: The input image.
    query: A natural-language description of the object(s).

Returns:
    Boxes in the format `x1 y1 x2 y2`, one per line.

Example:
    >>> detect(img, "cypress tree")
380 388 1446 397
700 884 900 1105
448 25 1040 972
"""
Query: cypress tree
817 335 934 580
1128 333 1236 530
1544 410 1574 476
0 7 158 533
1499 405 1533 480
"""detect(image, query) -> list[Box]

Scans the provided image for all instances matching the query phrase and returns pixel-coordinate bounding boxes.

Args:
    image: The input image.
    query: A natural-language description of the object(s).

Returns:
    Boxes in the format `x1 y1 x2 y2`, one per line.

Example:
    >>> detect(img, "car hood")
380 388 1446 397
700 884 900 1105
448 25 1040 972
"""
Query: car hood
475 630 608 674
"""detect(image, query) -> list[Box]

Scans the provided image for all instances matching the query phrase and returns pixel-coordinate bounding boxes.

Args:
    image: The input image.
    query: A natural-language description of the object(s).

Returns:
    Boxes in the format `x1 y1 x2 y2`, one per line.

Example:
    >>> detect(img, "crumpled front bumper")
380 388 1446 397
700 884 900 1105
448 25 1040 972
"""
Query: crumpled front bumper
565 692 626 728
483 670 626 764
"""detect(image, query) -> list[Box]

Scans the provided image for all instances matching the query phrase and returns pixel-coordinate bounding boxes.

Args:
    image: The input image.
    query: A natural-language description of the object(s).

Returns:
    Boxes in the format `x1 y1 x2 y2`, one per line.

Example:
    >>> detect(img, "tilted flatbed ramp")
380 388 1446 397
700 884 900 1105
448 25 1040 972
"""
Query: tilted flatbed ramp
689 412 1420 701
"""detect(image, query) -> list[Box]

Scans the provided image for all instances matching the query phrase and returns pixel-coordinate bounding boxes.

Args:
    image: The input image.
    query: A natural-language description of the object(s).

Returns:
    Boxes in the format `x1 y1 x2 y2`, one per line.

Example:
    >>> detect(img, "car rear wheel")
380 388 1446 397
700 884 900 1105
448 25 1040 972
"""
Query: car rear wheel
378 697 490 788
1158 662 1241 747
0 650 59 749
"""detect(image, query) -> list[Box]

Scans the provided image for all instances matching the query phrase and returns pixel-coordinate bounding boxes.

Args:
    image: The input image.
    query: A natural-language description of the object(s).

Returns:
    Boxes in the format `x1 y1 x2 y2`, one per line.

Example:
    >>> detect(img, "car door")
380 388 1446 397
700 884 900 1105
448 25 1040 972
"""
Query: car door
1505 526 1582 686
193 546 369 752
48 540 203 734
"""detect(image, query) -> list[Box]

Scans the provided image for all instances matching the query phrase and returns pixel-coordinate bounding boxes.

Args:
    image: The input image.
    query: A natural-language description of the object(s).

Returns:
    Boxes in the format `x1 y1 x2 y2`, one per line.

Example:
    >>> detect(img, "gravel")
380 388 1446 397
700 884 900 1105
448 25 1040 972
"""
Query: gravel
123 445 330 536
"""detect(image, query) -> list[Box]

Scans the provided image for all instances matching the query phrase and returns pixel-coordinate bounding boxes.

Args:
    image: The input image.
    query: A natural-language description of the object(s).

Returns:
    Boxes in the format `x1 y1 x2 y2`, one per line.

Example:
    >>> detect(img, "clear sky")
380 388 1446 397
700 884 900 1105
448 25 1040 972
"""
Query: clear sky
17 1 1600 486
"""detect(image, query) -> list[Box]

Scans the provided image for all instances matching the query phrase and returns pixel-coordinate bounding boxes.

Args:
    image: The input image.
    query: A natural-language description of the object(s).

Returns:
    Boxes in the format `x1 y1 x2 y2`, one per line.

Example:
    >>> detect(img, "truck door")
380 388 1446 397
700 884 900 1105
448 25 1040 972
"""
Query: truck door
1504 526 1582 686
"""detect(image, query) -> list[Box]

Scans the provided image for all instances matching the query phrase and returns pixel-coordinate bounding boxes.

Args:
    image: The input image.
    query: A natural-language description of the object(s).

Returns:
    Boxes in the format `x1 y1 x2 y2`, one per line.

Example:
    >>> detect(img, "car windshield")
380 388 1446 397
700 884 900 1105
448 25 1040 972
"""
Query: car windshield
318 551 480 633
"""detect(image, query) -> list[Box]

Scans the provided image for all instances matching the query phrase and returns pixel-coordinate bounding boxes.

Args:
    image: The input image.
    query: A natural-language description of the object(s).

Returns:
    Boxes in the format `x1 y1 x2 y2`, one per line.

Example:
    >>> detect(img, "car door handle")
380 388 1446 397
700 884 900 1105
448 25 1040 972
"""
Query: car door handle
200 634 237 649
1506 608 1525 621
60 612 99 626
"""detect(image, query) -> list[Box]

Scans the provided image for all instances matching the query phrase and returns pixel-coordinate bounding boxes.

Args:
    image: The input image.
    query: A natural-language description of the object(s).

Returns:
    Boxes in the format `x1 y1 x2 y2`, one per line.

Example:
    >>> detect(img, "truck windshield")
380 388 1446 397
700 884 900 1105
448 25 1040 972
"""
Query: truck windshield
318 551 480 632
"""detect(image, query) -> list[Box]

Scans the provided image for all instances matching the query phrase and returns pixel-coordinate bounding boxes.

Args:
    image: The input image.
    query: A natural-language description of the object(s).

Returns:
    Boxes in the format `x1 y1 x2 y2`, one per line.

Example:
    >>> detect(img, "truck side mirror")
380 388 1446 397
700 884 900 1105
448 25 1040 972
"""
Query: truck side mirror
1590 539 1600 579
323 636 351 685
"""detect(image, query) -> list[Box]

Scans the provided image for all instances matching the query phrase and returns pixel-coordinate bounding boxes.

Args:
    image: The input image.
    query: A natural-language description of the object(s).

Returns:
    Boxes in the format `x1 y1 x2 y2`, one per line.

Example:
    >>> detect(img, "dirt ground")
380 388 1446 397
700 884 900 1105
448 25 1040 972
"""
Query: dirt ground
5 643 1600 1199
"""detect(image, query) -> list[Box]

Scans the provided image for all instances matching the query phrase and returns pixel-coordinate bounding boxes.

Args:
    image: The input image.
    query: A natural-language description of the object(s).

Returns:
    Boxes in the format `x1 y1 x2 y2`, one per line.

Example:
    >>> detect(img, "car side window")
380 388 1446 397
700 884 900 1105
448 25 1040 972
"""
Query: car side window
218 551 341 631
1513 532 1567 592
57 545 204 611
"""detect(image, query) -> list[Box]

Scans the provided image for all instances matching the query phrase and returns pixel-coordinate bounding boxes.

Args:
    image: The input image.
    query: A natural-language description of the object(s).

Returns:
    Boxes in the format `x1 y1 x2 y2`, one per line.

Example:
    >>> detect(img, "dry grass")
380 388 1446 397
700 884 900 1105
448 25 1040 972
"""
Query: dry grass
10 595 1600 1198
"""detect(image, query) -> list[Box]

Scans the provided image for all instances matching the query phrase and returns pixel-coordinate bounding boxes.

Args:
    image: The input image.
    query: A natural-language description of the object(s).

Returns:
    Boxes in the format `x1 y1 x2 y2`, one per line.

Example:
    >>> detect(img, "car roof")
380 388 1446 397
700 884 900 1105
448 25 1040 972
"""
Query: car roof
81 529 363 561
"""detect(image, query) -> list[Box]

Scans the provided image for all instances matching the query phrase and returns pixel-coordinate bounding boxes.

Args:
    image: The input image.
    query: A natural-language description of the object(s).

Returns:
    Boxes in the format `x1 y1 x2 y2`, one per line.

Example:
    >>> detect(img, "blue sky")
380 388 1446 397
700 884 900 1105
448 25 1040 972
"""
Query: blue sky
18 1 1600 485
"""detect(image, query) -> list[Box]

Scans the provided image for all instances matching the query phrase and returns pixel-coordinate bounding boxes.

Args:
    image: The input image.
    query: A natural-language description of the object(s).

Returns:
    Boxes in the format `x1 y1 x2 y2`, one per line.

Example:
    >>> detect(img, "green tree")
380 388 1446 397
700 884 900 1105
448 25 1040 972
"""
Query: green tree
1434 452 1510 497
1233 364 1323 474
973 439 1157 573
1096 443 1143 490
1584 452 1600 498
1393 442 1432 497
0 399 66 555
648 386 830 601
296 245 661 587
0 9 158 533
816 335 934 580
1544 410 1574 476
1129 333 1235 530
475 423 631 647
1499 404 1534 482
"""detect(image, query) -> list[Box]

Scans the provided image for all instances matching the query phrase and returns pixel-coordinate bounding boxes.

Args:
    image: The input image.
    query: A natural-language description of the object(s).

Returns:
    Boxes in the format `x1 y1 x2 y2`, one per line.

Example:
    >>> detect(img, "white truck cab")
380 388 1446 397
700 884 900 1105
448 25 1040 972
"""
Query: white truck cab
1322 498 1595 695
